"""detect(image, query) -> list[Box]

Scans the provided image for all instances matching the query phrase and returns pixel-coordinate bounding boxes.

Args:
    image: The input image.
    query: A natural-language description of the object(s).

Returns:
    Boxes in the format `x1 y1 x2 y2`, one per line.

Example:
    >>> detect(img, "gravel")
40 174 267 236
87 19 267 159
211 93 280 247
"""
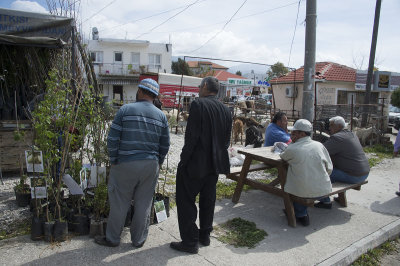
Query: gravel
0 131 268 234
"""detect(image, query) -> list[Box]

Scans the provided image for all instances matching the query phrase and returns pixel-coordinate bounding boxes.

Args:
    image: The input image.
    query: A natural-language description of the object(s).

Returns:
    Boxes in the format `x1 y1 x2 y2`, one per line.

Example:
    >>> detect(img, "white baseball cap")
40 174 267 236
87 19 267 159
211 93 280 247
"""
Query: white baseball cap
292 119 312 132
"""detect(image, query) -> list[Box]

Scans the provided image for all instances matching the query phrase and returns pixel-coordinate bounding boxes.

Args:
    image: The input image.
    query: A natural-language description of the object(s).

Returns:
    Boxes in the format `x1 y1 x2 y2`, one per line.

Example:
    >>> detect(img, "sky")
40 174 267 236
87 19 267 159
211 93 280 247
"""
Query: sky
1 0 399 73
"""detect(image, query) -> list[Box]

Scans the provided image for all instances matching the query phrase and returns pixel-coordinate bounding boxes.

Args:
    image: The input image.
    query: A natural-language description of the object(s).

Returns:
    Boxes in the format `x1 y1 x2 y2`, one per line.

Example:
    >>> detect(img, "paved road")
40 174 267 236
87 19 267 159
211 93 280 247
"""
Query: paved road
1 151 400 265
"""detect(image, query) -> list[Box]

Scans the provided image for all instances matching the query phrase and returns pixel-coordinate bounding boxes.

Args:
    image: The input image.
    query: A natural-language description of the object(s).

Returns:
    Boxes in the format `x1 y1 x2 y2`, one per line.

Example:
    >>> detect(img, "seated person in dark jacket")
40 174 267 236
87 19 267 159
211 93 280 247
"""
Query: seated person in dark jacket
315 116 370 209
264 112 292 146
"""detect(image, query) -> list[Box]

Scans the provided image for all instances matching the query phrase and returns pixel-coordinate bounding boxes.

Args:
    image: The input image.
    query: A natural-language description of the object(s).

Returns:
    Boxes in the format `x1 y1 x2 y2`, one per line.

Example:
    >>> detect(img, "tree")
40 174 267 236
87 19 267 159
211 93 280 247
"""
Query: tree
267 62 289 79
235 70 242 76
391 87 400 108
171 58 193 76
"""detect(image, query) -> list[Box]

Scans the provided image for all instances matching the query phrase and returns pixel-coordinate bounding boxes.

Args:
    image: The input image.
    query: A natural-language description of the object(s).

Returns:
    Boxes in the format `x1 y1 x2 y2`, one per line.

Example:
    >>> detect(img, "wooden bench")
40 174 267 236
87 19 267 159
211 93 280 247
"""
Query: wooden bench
290 180 368 208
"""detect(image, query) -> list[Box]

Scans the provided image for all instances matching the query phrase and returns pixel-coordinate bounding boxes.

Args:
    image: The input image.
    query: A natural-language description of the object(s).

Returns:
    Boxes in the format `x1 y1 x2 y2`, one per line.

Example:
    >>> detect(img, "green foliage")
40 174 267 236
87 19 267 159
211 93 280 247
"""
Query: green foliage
171 58 193 76
267 62 289 79
235 70 242 76
93 182 108 221
13 130 25 141
14 175 30 193
215 217 267 248
390 87 400 108
264 168 278 176
352 238 399 266
216 181 250 200
364 144 393 167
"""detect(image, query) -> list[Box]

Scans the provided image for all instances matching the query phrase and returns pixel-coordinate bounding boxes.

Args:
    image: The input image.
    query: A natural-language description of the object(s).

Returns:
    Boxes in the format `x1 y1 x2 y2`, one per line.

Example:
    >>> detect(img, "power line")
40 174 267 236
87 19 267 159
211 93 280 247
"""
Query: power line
189 0 248 53
135 0 202 39
101 0 207 33
287 0 302 68
82 0 118 23
136 1 298 35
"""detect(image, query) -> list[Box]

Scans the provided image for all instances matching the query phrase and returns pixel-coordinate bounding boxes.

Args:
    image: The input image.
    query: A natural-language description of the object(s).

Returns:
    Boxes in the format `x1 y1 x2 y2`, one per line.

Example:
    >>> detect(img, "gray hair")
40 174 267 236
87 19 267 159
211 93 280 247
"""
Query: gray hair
201 76 220 94
329 116 346 128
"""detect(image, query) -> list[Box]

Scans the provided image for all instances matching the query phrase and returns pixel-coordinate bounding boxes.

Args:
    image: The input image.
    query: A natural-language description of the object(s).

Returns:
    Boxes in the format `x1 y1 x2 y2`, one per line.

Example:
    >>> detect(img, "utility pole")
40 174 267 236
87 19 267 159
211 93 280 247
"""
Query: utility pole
302 0 317 122
361 0 381 127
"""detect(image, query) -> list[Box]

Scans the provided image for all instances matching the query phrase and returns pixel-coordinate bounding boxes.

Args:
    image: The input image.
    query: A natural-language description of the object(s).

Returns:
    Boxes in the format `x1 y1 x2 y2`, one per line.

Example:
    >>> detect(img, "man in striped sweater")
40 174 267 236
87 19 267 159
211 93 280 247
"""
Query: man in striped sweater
95 78 170 248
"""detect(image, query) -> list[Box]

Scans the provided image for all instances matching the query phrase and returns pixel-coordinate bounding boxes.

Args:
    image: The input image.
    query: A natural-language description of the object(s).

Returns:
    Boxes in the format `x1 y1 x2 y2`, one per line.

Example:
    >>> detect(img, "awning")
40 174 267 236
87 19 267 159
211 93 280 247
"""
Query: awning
0 8 73 48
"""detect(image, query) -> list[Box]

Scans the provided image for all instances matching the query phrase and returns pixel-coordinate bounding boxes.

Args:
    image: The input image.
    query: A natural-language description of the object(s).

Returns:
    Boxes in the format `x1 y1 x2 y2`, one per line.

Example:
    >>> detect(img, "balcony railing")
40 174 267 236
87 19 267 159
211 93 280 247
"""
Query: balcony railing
92 63 163 76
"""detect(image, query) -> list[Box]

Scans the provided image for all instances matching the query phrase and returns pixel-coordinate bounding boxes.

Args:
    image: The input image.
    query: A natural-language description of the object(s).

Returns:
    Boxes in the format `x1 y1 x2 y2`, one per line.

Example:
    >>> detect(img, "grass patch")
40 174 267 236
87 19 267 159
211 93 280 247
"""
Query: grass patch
0 217 31 240
216 181 250 200
352 237 399 266
264 168 278 176
214 217 267 248
364 144 393 168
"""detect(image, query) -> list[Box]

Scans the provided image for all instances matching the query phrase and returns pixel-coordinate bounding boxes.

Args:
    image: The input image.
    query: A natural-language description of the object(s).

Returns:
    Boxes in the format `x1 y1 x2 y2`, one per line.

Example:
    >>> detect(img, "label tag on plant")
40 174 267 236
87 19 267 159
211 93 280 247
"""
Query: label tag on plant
154 200 167 223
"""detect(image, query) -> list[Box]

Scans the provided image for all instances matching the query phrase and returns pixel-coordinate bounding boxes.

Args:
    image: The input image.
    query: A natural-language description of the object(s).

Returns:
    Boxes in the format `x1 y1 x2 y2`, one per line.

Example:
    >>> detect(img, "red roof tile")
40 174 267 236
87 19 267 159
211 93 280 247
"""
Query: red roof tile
270 62 356 83
186 61 228 70
212 70 247 81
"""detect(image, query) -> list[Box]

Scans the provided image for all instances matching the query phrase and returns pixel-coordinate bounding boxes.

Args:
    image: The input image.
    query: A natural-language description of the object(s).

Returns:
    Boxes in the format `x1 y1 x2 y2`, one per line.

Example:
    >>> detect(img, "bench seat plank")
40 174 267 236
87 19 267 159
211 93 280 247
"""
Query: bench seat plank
290 181 368 207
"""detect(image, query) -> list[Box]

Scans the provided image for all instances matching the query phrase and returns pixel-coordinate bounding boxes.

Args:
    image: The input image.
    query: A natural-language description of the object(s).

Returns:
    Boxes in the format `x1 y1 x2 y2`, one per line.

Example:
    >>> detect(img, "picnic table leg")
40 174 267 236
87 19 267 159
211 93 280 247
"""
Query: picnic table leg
283 195 296 227
337 192 347 207
232 156 252 204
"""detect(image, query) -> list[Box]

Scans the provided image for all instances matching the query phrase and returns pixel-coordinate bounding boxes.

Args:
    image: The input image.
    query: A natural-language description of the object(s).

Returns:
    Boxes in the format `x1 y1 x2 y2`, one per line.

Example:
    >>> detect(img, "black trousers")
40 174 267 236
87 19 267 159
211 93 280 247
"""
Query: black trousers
176 165 218 246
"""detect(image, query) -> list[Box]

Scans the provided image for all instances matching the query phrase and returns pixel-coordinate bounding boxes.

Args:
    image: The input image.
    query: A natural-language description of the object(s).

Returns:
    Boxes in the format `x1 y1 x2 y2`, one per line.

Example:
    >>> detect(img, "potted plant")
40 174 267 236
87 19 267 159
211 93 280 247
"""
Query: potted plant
89 182 108 237
14 175 31 207
152 155 170 224
71 195 90 235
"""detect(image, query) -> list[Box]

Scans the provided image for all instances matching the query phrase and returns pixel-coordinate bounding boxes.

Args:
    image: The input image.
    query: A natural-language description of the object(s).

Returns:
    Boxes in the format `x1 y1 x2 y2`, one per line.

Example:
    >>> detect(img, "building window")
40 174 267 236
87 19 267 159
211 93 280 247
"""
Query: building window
114 52 123 62
148 54 161 69
131 52 140 68
90 51 103 63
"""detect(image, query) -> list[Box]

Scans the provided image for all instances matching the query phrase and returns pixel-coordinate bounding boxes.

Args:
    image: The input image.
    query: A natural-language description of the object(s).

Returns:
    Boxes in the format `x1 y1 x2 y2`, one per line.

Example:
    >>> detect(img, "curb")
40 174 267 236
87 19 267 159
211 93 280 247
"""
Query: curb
316 217 400 266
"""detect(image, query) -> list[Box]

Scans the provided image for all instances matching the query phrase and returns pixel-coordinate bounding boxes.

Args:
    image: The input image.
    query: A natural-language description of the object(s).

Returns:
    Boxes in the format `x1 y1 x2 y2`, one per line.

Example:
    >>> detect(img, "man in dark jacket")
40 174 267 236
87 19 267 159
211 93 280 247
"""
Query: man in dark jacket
170 76 232 254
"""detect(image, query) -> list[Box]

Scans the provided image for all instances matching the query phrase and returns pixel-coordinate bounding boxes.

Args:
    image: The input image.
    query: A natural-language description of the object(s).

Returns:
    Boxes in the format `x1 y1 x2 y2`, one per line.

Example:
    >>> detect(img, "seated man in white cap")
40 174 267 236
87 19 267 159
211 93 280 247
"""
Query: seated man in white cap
280 119 333 226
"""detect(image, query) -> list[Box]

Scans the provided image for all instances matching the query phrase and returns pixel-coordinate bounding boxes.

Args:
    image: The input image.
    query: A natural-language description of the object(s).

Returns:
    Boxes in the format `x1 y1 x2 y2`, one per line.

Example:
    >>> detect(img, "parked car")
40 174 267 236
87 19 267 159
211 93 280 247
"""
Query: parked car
389 105 400 130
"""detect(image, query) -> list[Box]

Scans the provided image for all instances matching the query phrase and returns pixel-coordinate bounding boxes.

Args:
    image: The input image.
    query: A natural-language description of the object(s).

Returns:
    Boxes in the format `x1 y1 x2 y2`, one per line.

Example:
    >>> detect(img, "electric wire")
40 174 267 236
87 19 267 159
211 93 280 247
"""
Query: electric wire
287 0 302 68
134 1 298 36
101 0 207 33
135 0 202 39
82 0 118 23
189 0 248 54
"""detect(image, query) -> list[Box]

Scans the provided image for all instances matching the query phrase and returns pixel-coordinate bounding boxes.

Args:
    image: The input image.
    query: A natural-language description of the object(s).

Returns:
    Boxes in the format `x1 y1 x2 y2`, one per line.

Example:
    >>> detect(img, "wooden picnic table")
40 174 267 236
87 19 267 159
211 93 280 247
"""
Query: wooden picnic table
226 147 300 227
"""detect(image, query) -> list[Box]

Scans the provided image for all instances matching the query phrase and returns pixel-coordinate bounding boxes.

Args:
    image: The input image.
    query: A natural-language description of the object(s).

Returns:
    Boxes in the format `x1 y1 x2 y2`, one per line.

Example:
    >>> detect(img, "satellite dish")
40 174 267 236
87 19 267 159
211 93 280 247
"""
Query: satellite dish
92 27 99 40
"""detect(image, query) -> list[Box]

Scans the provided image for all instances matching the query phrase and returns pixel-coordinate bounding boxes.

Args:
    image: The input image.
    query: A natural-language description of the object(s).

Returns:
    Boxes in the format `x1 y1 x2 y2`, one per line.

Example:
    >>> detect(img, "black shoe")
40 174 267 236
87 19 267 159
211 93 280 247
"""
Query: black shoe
94 236 119 247
170 241 199 254
132 241 145 248
333 197 340 203
296 215 310 226
199 234 210 246
396 192 400 197
314 202 332 209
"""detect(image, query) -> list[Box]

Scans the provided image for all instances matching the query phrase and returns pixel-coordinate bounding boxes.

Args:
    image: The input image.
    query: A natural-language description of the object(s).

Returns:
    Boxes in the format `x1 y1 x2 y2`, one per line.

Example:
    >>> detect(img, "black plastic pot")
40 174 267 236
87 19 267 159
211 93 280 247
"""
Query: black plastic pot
67 209 76 232
152 193 170 224
53 220 68 242
43 221 55 242
31 216 43 241
89 219 104 238
15 191 31 207
73 214 90 235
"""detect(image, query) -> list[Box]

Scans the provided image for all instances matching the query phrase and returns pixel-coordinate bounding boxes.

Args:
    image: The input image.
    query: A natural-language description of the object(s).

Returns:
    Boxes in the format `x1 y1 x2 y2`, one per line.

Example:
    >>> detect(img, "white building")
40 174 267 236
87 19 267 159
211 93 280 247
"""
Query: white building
87 31 172 104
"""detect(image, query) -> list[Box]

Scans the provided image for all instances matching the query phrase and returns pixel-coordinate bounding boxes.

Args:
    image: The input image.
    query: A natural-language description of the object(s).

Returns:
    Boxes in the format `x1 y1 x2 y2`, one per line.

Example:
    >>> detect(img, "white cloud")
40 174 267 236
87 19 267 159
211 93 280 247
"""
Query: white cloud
10 0 47 13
